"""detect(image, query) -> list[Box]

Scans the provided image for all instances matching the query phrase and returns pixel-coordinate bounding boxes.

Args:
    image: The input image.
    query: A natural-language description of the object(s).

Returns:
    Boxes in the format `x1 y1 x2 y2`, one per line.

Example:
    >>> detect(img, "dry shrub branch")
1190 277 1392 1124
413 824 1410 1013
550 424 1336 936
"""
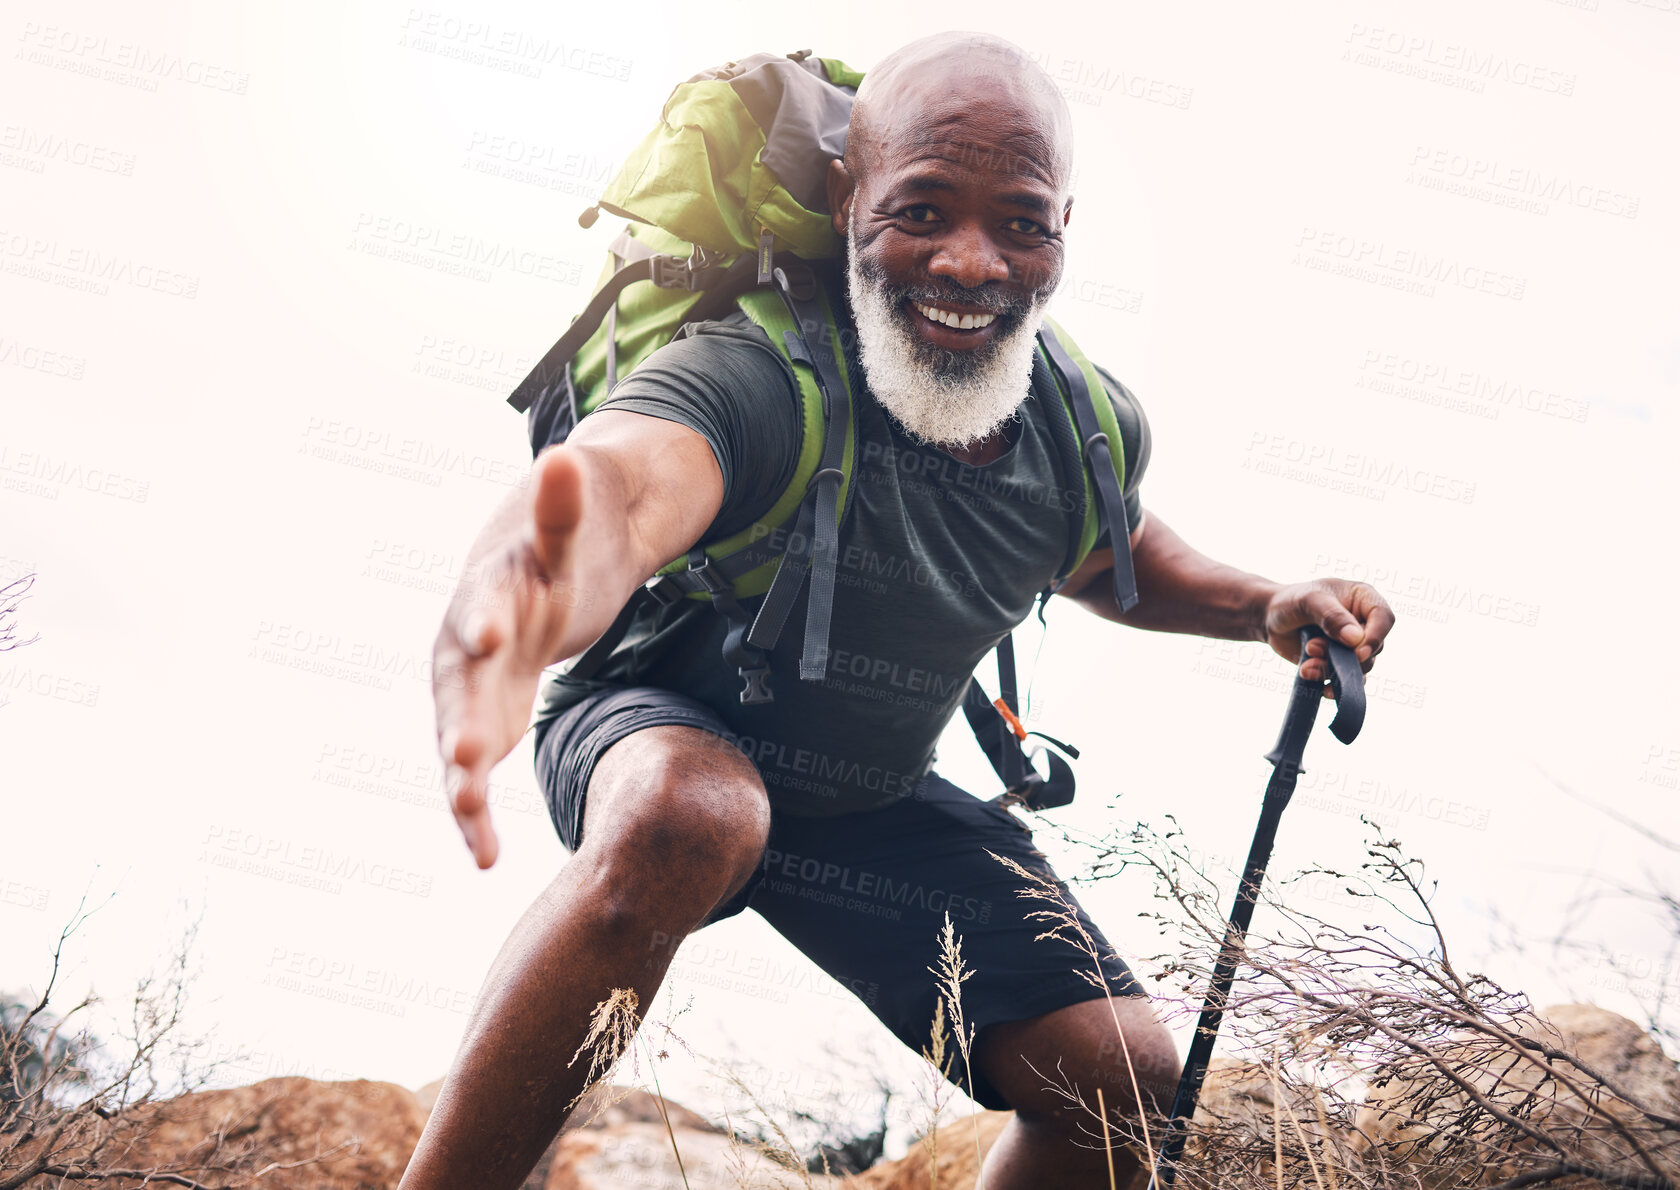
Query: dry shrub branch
1012 814 1680 1190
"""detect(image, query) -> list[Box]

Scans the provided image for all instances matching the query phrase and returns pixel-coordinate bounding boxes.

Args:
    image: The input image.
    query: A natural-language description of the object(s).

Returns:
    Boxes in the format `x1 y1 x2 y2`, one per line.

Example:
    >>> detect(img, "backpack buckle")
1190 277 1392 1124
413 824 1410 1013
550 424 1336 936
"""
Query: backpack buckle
650 246 721 291
738 666 774 705
642 575 684 607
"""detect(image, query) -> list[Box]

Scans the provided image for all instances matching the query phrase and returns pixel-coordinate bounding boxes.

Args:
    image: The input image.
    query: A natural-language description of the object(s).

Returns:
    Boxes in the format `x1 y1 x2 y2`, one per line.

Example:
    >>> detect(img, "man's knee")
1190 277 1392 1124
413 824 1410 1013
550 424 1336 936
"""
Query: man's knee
978 995 1179 1127
582 725 770 907
1086 1011 1179 1112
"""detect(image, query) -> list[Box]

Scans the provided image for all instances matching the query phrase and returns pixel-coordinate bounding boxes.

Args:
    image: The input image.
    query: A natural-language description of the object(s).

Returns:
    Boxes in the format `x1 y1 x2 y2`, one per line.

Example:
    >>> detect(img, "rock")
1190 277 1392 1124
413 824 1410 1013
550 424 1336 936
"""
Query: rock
412 1079 722 1189
545 1120 844 1189
564 1082 722 1134
1355 1003 1680 1189
13 1076 425 1189
850 1110 1012 1190
1180 1057 1349 1186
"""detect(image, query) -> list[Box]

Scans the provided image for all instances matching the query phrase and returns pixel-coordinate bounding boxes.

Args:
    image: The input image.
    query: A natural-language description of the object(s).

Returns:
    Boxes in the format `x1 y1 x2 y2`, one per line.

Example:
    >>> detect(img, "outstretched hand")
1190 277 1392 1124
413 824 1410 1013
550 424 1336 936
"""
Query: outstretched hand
432 450 589 868
1261 578 1395 697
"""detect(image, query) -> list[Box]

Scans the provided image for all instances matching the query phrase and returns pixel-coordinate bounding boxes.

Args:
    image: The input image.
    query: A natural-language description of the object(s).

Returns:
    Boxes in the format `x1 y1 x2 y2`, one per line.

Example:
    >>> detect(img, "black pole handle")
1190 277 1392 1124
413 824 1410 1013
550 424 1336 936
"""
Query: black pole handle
1298 624 1366 744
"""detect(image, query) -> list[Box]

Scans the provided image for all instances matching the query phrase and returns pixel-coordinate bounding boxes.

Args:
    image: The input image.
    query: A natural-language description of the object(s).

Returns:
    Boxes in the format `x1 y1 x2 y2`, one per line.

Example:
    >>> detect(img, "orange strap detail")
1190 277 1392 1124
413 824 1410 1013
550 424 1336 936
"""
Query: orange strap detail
993 697 1028 742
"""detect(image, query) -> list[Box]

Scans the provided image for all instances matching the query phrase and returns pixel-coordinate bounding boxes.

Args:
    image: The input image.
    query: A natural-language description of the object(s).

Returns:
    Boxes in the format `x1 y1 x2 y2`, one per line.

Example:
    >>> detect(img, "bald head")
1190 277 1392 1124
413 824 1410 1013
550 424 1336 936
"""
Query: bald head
846 32 1075 201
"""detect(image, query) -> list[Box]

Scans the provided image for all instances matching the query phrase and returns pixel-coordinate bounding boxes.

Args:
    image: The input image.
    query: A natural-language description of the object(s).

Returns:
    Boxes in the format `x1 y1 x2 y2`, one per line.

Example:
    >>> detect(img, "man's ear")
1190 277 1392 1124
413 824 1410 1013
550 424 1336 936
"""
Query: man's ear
1063 196 1074 230
826 157 855 238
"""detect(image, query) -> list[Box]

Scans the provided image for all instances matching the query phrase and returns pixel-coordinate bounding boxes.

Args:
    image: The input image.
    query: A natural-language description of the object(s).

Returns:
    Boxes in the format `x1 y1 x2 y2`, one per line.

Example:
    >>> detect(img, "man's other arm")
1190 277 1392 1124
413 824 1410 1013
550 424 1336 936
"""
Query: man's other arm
1057 513 1393 687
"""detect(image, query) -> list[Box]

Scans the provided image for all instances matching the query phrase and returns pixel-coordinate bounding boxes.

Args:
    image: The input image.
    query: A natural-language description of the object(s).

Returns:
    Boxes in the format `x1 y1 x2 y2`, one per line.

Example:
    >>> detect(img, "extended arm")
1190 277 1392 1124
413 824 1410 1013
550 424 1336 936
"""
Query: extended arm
431 411 724 868
1059 511 1394 682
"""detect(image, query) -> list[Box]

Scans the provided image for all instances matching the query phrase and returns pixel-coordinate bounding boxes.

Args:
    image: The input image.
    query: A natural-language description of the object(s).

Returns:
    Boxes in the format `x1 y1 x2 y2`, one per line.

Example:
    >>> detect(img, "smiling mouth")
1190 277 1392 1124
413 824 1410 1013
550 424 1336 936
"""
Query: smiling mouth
909 300 998 333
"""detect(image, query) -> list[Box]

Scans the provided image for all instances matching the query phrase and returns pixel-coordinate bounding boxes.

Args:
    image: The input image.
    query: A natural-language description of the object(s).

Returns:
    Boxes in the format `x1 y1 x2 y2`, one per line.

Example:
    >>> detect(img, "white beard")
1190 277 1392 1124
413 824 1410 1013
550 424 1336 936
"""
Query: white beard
844 218 1053 451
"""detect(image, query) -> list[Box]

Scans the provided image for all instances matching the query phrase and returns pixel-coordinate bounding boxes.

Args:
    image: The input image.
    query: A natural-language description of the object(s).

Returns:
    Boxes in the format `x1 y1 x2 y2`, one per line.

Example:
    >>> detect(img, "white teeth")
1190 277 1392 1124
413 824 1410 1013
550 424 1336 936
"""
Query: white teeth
914 302 996 330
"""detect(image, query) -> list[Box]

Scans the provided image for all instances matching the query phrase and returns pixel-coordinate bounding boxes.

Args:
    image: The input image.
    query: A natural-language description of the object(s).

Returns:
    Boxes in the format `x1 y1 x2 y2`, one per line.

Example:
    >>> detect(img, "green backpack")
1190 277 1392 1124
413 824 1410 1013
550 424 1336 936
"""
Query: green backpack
507 50 1140 808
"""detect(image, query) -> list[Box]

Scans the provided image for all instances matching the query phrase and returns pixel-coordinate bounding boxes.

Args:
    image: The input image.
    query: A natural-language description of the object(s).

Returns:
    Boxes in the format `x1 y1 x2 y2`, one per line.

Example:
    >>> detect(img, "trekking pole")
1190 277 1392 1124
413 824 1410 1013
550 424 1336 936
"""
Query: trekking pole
1146 624 1367 1190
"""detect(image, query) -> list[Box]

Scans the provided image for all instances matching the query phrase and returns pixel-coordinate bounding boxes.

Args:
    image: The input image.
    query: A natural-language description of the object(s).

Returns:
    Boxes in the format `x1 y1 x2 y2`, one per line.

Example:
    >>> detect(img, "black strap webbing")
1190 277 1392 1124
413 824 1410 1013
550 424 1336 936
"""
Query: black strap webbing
997 636 1026 790
744 269 851 682
508 252 755 414
1039 325 1139 613
508 258 656 413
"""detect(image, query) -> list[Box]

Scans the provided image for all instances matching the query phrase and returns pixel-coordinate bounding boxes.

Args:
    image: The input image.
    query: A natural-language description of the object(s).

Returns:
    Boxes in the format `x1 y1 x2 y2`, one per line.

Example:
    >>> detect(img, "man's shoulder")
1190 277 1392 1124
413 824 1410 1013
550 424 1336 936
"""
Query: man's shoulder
597 309 804 541
660 310 790 377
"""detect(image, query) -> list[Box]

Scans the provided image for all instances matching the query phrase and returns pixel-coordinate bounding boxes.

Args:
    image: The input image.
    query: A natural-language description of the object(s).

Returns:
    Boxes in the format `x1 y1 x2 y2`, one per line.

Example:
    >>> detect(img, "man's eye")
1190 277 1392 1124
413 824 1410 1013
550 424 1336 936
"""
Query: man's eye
902 205 938 224
1008 217 1045 235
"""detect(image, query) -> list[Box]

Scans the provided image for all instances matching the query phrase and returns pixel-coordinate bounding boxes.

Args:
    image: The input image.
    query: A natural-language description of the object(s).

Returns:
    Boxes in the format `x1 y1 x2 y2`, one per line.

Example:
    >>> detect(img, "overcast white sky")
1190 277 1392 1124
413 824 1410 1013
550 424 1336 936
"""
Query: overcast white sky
4 0 1677 1152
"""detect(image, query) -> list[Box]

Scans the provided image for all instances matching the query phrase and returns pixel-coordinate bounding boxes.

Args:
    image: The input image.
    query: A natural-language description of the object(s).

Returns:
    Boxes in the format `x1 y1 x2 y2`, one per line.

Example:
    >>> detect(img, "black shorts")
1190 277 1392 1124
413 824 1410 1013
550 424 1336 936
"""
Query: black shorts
532 685 1146 1111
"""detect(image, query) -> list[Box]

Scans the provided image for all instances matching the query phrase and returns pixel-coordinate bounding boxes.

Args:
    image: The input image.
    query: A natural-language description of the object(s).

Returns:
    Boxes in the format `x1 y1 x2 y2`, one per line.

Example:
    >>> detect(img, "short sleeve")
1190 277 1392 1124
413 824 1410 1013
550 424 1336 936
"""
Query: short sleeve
1091 363 1151 538
540 313 803 541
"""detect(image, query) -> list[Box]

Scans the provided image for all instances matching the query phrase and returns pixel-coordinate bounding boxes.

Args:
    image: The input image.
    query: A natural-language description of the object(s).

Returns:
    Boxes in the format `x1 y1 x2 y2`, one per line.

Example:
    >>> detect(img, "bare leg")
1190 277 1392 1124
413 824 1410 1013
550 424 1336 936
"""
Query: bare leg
973 995 1179 1189
399 726 769 1190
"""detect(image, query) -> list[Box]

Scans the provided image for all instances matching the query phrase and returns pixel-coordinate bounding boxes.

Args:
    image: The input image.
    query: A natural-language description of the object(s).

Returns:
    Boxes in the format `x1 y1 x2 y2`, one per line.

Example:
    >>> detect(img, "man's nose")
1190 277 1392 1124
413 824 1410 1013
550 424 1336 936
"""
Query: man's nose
926 224 1010 289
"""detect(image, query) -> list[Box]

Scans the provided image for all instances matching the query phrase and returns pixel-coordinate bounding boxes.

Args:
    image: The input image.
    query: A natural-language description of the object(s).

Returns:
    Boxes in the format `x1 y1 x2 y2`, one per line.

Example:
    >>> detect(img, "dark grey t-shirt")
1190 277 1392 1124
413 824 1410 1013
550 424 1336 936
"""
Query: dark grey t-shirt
532 308 1151 816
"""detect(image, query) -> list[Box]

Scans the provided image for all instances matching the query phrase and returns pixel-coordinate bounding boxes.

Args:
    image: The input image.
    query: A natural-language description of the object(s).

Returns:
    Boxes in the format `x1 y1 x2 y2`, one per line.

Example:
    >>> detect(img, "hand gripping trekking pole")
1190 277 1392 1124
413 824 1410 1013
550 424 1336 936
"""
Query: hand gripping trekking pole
1146 624 1366 1190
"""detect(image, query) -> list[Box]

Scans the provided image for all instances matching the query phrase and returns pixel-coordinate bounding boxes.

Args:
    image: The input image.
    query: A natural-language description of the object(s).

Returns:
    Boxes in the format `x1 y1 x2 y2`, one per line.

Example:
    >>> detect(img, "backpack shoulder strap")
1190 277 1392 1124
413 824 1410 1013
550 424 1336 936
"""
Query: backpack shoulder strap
1037 317 1140 613
597 264 855 706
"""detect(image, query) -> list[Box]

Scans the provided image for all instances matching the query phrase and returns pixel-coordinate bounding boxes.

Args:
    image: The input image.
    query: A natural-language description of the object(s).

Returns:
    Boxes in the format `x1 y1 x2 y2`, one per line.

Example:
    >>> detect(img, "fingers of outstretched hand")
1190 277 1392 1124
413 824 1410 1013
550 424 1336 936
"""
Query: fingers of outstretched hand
433 608 506 870
442 726 500 869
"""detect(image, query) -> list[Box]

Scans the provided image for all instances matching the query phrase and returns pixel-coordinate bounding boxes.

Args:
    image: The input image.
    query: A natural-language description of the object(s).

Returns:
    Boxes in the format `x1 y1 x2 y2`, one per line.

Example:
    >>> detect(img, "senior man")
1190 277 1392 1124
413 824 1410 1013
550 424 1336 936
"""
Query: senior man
404 31 1394 1189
